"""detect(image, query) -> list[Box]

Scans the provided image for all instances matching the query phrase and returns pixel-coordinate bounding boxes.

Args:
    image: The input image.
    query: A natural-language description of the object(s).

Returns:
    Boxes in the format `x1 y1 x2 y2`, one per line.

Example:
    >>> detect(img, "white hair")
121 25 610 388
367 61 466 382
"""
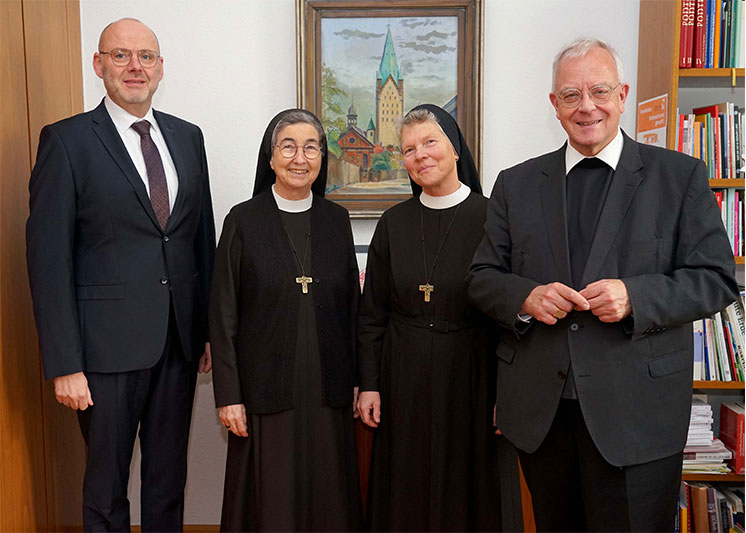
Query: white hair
552 38 624 92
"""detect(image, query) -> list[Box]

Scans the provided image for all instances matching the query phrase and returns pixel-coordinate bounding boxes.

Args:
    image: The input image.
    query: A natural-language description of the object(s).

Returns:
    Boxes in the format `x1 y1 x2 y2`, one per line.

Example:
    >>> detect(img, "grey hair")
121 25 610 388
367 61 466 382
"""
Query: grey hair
552 38 624 92
271 110 326 152
396 108 439 141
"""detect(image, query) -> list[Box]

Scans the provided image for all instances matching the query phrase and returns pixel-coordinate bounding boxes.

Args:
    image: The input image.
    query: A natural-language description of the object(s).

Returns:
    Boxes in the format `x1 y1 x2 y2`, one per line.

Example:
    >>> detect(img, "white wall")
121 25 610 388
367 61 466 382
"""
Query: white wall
79 0 640 524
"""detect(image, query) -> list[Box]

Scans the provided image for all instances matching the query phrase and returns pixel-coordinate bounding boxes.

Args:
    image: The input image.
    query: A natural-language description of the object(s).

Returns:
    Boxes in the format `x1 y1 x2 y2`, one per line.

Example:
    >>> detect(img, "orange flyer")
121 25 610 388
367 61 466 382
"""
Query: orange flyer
636 94 668 148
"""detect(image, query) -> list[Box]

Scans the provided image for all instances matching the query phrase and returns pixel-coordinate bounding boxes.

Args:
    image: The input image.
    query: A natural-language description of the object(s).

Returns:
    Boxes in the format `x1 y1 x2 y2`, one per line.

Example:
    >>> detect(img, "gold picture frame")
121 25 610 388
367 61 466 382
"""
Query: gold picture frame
297 0 483 217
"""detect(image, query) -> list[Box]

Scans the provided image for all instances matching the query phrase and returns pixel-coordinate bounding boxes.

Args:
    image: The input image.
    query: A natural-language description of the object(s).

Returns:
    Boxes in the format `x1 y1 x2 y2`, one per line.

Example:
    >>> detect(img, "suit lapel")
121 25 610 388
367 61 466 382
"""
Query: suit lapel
579 134 645 287
539 145 573 286
154 110 189 231
91 100 162 230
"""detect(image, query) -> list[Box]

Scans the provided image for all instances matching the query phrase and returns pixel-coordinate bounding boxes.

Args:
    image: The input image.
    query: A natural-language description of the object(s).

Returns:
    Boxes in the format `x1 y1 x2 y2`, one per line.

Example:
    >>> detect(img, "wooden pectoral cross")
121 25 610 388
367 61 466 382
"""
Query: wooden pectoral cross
418 283 434 303
296 275 313 294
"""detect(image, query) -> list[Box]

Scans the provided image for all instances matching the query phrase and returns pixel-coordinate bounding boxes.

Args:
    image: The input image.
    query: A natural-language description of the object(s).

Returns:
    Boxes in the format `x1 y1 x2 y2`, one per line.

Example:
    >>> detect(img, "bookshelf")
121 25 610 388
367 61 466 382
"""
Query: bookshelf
637 0 744 265
638 1 745 495
693 380 746 390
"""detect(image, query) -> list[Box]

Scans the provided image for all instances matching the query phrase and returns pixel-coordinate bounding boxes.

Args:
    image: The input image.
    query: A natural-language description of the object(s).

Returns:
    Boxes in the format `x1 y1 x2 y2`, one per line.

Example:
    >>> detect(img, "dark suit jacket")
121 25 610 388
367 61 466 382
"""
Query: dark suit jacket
27 99 216 379
210 191 360 414
467 133 738 467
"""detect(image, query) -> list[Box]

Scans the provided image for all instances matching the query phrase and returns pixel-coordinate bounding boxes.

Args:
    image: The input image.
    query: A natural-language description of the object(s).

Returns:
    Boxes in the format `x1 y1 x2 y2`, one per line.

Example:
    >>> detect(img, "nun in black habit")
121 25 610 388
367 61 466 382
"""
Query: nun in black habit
210 109 363 532
357 104 503 531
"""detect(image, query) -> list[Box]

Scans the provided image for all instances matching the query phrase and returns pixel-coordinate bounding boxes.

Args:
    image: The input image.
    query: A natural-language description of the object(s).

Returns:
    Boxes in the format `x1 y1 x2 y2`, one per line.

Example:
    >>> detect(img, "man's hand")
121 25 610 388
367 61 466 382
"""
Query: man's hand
219 404 249 437
53 372 93 411
357 391 381 428
520 282 590 325
579 279 632 323
199 342 212 373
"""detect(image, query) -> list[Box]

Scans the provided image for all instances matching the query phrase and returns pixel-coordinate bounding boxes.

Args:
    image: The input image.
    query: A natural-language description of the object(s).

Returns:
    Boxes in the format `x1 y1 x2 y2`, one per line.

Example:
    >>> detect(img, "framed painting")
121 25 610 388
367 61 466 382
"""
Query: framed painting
297 0 483 217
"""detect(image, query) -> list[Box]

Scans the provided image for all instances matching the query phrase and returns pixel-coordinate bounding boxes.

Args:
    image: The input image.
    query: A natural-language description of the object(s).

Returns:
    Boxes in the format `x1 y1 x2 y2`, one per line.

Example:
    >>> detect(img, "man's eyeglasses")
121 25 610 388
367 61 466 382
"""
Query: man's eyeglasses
555 83 622 108
274 143 323 160
99 49 160 68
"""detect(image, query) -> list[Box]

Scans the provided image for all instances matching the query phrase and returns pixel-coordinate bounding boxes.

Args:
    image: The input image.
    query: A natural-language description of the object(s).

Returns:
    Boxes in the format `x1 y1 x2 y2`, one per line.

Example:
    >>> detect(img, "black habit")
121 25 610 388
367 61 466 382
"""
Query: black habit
357 104 501 531
210 109 362 531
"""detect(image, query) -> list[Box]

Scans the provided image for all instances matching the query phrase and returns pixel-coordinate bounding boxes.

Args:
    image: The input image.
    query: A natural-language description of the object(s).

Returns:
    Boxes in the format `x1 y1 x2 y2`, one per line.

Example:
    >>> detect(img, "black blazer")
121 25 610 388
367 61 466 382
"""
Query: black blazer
27 100 216 379
210 191 360 414
467 133 738 467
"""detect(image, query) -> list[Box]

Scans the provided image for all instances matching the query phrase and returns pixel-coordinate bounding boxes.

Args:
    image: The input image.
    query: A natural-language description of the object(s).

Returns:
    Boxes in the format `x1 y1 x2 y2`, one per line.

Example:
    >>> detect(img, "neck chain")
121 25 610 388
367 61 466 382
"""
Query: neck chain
418 202 461 303
281 221 313 294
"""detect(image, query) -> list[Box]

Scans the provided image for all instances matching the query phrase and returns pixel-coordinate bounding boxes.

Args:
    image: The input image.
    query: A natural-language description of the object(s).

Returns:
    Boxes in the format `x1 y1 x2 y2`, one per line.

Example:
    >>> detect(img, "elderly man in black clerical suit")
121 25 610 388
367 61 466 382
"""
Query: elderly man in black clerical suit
467 38 738 532
26 18 215 532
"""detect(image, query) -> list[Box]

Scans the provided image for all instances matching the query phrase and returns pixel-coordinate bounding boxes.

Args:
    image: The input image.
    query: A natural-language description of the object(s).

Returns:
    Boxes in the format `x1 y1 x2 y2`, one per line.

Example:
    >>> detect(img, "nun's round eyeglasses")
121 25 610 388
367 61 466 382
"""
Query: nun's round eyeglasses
274 143 323 160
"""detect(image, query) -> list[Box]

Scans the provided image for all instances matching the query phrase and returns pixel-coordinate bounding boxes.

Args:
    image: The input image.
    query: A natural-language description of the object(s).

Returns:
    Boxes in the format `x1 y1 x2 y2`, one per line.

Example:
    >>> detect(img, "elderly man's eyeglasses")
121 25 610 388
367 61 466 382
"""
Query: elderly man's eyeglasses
99 49 160 68
274 142 323 160
556 83 622 108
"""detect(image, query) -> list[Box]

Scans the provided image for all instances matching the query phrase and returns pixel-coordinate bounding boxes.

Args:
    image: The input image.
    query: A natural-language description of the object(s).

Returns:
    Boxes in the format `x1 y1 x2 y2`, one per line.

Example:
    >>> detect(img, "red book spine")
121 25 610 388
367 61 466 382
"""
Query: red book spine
693 0 707 67
681 0 697 67
719 403 745 474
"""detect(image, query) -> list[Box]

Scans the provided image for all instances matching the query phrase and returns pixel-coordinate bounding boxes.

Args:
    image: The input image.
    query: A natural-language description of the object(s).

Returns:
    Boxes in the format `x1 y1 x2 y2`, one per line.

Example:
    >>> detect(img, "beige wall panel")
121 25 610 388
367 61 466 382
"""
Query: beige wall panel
0 0 49 530
22 1 87 529
24 0 84 161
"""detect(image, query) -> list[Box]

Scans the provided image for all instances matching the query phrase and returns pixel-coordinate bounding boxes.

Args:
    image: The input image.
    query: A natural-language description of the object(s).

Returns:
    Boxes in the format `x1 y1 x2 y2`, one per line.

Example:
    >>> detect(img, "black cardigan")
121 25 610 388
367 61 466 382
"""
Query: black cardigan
210 191 359 414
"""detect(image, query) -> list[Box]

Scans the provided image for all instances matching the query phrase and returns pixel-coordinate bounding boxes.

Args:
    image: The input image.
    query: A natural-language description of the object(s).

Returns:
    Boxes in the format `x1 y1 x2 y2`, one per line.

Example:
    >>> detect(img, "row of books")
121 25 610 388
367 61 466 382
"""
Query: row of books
679 0 744 68
677 481 744 532
676 102 744 180
693 299 745 382
714 188 744 256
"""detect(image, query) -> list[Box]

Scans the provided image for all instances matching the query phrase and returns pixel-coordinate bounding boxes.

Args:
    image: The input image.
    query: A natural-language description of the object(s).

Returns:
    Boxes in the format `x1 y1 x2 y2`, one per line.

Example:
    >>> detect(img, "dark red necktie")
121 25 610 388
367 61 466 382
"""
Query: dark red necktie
132 120 170 231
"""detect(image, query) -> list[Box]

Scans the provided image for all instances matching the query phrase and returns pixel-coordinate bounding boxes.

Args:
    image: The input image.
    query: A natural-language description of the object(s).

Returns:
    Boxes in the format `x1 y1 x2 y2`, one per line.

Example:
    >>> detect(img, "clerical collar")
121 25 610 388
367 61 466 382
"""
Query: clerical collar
104 95 156 135
419 183 471 210
565 129 623 175
272 184 313 212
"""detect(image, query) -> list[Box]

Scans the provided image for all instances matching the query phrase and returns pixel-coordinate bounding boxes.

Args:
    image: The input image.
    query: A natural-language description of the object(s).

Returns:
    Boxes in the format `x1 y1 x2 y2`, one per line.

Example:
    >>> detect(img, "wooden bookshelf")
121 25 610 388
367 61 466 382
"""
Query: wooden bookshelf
638 0 745 499
692 380 745 390
678 67 745 78
709 178 746 187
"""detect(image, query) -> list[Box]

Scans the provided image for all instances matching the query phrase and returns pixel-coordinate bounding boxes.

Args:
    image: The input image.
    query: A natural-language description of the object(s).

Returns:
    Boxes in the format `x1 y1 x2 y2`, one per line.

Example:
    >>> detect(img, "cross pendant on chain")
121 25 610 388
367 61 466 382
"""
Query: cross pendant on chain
296 275 313 294
418 283 434 302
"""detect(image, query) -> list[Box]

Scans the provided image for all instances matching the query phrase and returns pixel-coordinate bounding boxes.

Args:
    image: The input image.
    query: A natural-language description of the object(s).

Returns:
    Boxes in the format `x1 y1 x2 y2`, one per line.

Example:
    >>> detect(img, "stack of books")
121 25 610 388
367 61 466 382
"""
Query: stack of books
679 0 744 68
688 396 716 448
683 438 733 474
692 298 745 382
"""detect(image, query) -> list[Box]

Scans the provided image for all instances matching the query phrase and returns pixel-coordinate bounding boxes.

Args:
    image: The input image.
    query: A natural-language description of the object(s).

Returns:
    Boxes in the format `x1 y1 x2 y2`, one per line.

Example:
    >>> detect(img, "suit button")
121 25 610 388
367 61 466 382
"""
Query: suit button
160 278 169 285
317 303 323 309
557 370 567 380
570 323 579 332
163 235 170 242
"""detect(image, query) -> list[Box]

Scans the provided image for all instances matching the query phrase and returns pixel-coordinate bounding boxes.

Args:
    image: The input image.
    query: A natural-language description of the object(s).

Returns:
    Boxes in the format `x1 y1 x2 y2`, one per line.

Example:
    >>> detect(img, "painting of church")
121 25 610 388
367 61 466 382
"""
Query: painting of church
319 15 458 202
337 103 375 170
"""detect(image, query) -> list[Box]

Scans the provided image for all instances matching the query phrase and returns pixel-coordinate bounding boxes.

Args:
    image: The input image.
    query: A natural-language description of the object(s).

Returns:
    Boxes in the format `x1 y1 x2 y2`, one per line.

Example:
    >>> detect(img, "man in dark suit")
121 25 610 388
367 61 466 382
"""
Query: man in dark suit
467 38 738 531
26 18 215 531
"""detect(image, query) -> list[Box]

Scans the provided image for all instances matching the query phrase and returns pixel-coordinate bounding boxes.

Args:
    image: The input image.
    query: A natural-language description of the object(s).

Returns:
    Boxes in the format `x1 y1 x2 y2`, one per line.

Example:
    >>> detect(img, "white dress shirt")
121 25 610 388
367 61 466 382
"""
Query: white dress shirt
564 128 624 175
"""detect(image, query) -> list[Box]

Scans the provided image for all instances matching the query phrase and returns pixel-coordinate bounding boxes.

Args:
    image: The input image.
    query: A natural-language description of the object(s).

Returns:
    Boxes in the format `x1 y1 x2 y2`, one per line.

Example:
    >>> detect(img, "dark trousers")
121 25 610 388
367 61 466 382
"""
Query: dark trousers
518 400 683 532
77 312 198 532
